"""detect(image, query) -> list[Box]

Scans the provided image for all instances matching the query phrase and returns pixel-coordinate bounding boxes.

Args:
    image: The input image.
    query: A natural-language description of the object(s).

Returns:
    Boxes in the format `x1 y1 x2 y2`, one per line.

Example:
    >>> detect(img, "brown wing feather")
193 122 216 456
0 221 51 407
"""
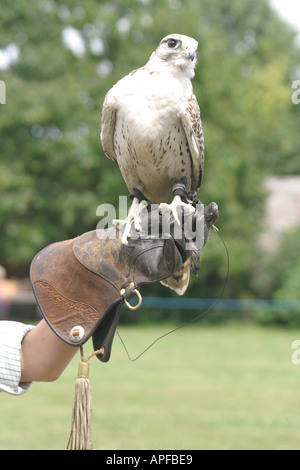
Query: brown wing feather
181 94 205 191
100 90 118 163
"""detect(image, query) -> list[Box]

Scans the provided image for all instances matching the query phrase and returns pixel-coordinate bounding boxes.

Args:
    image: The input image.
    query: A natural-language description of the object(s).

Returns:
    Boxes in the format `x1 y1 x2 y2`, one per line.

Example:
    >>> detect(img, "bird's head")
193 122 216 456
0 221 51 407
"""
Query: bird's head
150 34 198 78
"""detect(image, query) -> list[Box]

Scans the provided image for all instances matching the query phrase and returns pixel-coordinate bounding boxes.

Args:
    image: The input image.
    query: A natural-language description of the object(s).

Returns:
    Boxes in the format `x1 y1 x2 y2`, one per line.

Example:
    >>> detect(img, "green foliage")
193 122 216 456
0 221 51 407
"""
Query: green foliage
0 0 299 309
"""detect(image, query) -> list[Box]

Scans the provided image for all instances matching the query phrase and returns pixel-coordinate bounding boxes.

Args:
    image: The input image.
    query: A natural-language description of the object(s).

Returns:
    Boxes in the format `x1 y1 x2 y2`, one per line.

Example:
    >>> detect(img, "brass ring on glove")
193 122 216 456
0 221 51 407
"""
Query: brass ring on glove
124 289 142 310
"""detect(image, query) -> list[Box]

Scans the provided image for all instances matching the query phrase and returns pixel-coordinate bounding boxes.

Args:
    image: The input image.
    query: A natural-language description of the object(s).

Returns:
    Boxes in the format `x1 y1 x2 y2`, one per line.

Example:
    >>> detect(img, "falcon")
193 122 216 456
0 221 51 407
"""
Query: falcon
100 34 205 295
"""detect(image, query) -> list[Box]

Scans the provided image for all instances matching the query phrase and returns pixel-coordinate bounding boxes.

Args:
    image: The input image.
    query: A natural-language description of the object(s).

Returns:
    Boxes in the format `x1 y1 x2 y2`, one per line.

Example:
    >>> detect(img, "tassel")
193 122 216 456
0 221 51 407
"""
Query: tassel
68 359 93 450
67 346 104 450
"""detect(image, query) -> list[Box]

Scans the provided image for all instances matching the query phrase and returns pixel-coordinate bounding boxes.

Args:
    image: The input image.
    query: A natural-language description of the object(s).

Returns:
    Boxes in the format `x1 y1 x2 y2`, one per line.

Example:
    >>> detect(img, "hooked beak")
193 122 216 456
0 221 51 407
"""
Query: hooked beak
182 50 196 61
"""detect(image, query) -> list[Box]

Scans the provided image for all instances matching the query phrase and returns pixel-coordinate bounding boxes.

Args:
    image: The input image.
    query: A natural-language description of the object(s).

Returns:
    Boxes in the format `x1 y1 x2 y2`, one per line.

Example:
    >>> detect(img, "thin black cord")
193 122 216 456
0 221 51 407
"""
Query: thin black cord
117 225 229 362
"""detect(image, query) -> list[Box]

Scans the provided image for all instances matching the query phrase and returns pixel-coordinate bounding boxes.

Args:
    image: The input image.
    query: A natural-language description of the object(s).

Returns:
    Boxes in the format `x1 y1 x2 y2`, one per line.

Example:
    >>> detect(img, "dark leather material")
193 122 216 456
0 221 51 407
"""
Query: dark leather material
30 225 183 362
73 226 181 292
30 202 218 362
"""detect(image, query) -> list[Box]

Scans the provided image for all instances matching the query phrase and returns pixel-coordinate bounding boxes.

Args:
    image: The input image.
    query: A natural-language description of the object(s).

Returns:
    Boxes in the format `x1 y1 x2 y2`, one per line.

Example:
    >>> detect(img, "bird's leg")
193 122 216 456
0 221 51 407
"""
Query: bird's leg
187 190 202 208
113 196 148 244
159 178 195 225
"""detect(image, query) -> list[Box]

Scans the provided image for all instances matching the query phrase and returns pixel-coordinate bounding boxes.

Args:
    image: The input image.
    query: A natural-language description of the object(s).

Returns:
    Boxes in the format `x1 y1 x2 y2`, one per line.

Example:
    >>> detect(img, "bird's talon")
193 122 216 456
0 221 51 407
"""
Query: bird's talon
115 197 148 244
159 195 195 226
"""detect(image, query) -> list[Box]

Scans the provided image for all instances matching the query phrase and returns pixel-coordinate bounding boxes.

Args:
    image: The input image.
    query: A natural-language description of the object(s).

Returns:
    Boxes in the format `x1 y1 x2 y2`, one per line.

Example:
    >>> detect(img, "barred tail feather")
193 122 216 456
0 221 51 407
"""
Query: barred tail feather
160 259 190 296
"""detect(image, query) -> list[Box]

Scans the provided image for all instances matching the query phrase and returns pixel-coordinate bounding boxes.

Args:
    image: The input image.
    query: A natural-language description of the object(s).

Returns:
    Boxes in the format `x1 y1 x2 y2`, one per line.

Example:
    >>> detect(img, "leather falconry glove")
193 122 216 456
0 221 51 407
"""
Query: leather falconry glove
30 201 218 362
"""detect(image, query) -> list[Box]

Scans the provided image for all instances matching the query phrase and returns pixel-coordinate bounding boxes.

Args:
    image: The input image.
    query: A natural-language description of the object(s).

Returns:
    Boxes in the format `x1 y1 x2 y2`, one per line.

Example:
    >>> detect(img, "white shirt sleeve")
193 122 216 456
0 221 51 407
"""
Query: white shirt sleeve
0 321 35 395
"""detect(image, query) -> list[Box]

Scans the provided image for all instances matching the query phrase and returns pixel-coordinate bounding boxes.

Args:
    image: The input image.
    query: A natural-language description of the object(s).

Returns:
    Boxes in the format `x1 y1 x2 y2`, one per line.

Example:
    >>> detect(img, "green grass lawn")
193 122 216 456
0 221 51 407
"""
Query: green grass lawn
1 322 300 450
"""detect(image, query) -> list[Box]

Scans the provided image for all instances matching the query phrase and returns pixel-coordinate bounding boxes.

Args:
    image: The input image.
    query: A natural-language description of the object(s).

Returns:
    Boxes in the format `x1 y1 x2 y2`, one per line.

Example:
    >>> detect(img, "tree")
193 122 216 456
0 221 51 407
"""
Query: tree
0 0 299 309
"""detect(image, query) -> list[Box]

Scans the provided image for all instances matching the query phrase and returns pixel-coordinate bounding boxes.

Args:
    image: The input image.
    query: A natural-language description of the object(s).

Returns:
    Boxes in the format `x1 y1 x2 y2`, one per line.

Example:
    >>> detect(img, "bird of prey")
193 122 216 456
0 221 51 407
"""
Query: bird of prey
100 33 205 295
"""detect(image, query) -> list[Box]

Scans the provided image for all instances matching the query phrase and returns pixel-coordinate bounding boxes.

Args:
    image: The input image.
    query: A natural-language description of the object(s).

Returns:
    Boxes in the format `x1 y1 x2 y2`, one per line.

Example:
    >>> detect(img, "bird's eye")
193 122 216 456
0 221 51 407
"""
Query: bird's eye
167 38 178 49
